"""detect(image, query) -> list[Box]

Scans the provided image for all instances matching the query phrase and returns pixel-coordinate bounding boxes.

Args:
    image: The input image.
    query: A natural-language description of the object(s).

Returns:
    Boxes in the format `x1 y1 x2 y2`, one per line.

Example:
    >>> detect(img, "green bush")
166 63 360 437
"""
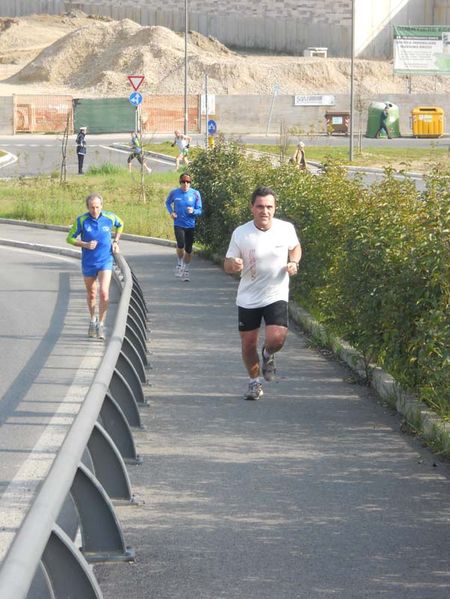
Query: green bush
190 143 450 417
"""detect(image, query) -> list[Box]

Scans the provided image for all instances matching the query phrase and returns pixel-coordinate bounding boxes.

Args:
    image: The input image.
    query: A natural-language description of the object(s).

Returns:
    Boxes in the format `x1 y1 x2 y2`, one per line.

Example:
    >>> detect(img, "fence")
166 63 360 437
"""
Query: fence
13 95 73 133
0 236 149 598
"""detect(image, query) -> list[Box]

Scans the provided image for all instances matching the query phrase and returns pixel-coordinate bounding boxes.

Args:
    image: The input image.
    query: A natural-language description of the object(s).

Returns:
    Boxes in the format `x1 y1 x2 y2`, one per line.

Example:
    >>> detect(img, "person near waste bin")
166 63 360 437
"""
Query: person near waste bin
75 126 87 174
224 185 301 401
165 173 202 282
66 193 123 340
376 104 392 139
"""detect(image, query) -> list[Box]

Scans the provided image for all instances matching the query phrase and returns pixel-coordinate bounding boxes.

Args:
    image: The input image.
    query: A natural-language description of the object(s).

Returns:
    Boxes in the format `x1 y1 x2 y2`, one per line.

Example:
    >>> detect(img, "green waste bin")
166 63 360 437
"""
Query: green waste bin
366 101 401 139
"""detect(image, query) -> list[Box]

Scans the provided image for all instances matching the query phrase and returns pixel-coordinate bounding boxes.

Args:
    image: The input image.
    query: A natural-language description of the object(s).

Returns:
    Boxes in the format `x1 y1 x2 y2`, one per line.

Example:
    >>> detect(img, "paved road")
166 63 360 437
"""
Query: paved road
0 134 175 177
0 228 120 562
0 224 449 598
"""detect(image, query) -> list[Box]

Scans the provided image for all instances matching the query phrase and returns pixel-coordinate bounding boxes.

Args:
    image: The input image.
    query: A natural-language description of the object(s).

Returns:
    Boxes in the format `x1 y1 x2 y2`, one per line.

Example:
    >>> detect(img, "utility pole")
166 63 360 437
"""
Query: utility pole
184 0 188 135
349 0 355 162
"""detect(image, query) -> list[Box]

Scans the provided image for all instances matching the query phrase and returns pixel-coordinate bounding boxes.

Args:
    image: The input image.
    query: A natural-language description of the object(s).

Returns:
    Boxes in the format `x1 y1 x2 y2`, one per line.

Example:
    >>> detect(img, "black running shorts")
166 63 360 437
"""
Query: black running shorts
238 300 288 332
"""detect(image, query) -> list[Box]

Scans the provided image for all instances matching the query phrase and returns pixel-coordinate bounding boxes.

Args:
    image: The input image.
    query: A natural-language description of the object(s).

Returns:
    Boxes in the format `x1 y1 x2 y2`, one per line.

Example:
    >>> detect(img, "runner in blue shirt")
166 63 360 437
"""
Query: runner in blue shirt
67 193 123 339
165 173 202 282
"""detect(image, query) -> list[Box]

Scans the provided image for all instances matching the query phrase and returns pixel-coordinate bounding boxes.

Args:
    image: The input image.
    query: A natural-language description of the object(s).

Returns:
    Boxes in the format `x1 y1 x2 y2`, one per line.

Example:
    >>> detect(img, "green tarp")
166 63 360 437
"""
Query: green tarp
73 98 136 133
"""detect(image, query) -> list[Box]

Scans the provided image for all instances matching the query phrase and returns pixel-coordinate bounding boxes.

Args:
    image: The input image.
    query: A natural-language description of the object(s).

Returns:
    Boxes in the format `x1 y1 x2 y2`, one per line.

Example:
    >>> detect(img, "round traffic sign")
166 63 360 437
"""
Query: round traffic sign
207 119 217 135
129 92 143 106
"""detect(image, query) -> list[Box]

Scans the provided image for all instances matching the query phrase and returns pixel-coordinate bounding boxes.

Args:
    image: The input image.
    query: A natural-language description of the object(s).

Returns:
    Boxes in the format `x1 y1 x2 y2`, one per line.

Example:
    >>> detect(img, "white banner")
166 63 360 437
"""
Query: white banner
201 95 216 115
294 95 335 106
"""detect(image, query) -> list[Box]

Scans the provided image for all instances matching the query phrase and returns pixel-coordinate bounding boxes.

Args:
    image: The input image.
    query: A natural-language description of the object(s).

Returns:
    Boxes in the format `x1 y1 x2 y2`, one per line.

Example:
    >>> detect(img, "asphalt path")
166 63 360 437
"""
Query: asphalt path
0 229 120 563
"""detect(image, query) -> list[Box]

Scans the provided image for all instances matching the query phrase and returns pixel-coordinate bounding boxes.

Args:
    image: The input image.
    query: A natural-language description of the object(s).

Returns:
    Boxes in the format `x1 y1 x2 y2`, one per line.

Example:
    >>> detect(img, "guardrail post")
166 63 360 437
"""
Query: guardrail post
99 392 142 464
87 422 133 501
127 312 147 352
40 525 103 598
116 351 147 405
71 464 135 563
125 323 149 368
130 293 148 328
122 336 147 383
129 302 148 340
109 369 142 428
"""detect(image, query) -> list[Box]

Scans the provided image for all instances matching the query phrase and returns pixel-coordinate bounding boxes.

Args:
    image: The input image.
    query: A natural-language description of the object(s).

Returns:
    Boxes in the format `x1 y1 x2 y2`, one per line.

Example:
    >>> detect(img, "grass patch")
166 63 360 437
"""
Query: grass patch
246 143 449 172
0 167 178 240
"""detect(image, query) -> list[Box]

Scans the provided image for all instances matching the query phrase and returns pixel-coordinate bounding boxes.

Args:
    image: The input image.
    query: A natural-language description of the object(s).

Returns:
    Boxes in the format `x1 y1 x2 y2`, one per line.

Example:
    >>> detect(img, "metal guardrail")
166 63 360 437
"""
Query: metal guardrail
0 245 149 598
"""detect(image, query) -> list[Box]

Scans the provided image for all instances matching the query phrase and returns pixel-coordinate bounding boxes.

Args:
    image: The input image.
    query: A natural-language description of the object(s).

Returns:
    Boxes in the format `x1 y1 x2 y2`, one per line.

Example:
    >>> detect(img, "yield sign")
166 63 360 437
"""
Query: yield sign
127 75 145 91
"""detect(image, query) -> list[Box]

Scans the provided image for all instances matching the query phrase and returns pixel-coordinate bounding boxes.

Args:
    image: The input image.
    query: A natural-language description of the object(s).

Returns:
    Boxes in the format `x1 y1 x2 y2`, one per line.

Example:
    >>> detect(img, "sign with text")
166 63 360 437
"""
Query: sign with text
201 94 216 115
294 95 335 106
394 26 450 75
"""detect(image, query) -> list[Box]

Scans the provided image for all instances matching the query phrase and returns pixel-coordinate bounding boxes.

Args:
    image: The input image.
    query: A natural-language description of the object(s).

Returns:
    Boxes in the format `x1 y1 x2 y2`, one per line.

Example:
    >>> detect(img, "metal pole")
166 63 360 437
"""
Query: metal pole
184 0 188 135
205 72 208 148
349 0 355 162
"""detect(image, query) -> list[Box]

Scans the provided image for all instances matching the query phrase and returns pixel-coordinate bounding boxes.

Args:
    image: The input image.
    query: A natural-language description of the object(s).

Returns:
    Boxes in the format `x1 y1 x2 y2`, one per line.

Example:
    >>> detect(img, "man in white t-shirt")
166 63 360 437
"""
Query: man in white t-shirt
224 186 301 400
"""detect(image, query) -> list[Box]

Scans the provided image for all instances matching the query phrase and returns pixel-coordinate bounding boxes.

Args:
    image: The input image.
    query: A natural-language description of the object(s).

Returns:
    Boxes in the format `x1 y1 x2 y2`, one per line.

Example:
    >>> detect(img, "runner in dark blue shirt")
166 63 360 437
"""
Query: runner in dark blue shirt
67 193 123 339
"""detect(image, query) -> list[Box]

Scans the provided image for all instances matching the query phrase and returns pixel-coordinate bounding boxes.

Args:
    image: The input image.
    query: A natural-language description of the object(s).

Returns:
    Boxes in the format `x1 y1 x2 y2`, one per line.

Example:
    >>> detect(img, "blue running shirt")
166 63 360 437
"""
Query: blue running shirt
165 187 202 229
67 211 124 275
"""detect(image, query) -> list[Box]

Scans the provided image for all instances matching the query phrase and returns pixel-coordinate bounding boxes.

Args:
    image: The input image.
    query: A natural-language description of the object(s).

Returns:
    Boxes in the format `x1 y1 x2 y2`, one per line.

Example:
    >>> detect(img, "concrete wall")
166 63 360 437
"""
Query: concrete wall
1 1 449 58
0 93 447 136
212 93 450 136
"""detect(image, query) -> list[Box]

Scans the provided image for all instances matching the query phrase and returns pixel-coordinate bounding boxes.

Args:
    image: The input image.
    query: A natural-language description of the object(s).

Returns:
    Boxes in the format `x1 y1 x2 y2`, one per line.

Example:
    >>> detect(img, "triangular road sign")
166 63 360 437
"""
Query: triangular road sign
128 75 145 91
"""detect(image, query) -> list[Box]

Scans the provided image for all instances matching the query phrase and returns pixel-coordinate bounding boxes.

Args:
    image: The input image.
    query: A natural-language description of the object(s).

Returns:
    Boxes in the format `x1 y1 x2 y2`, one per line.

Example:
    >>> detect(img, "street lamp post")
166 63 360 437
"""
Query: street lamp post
349 0 355 162
184 0 188 135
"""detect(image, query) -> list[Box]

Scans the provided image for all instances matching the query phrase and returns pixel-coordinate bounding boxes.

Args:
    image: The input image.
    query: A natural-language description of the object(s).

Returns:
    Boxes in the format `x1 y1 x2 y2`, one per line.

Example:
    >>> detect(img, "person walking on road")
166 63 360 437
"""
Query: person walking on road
172 129 191 171
224 186 301 400
67 193 123 340
75 126 87 174
128 131 151 173
165 173 202 282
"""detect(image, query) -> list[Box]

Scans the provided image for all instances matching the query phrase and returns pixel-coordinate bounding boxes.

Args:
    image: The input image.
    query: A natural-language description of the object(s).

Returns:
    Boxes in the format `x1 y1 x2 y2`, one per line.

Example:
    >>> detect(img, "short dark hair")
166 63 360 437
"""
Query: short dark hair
86 193 103 208
251 186 277 205
179 173 192 183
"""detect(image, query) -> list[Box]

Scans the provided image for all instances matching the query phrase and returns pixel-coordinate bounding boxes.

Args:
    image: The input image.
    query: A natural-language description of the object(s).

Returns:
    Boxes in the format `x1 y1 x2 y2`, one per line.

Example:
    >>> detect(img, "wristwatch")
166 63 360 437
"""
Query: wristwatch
289 261 299 268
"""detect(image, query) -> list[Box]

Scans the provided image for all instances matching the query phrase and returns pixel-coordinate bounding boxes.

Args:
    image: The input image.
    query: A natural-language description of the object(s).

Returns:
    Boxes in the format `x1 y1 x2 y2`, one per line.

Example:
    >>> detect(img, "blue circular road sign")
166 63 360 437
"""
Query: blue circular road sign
129 92 143 106
207 119 217 135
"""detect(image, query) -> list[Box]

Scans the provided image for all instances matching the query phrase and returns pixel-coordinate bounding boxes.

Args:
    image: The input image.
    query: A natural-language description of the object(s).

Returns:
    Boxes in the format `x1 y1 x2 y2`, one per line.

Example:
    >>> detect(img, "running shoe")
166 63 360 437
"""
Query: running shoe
96 322 105 340
182 268 190 282
175 264 184 277
244 381 264 400
88 319 97 338
261 346 276 381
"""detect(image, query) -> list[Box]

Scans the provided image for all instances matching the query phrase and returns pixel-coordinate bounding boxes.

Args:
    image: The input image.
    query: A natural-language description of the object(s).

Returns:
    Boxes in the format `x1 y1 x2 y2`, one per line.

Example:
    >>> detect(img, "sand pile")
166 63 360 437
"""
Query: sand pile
2 13 450 96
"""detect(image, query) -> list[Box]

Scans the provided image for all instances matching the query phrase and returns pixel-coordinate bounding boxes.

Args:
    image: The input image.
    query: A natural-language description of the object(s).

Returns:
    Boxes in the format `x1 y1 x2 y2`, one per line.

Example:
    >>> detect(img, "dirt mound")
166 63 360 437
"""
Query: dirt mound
2 13 450 96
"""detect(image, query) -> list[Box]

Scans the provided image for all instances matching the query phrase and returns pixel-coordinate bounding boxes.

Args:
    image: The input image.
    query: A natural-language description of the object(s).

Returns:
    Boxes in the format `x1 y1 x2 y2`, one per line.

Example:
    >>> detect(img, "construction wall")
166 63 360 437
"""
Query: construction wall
1 1 449 58
0 93 448 136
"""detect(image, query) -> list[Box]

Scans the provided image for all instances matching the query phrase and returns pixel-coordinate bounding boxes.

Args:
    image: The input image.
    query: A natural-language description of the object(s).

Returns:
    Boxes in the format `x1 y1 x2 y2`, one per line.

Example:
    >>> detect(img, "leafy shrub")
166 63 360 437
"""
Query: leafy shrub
190 144 450 416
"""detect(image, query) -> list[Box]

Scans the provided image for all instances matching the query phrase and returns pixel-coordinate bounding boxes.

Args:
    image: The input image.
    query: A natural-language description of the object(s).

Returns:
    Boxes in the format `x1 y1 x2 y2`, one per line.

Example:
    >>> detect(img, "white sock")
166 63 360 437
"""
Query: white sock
90 316 97 323
263 347 271 359
249 377 260 384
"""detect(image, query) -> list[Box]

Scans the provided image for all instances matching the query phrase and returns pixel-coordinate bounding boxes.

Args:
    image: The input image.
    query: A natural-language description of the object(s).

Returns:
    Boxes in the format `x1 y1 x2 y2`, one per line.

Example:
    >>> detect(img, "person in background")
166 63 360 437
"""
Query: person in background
66 193 123 340
172 129 191 171
76 126 87 175
224 186 301 401
291 140 307 170
376 104 392 139
165 173 202 282
128 131 151 173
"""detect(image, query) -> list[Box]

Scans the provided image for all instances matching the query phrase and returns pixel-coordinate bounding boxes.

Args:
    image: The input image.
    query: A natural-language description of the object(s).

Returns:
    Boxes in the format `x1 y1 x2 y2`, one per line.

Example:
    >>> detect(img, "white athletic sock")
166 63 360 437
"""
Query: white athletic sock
249 377 260 384
263 347 271 359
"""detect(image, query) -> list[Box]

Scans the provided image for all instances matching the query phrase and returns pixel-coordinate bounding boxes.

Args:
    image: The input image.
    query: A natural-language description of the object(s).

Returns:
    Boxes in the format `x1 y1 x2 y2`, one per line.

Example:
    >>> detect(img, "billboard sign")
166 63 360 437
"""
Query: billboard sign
393 26 450 75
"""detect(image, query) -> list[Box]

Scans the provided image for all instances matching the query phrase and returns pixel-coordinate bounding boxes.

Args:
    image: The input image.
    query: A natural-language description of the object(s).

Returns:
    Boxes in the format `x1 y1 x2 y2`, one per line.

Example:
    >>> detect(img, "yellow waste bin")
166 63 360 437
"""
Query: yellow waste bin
411 107 444 138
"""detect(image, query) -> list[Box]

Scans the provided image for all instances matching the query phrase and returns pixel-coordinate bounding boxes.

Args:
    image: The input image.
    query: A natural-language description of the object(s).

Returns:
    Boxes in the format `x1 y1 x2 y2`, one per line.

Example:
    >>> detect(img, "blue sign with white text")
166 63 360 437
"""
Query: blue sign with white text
129 92 143 106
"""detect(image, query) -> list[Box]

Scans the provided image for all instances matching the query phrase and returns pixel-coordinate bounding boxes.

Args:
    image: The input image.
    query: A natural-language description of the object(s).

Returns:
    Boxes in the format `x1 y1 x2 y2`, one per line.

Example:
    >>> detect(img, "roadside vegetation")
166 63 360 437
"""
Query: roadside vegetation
0 145 448 425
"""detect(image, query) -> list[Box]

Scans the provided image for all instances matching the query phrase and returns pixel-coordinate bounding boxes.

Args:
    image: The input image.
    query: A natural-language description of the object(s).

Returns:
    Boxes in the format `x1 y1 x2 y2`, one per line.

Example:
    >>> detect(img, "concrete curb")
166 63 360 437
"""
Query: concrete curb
289 302 450 457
